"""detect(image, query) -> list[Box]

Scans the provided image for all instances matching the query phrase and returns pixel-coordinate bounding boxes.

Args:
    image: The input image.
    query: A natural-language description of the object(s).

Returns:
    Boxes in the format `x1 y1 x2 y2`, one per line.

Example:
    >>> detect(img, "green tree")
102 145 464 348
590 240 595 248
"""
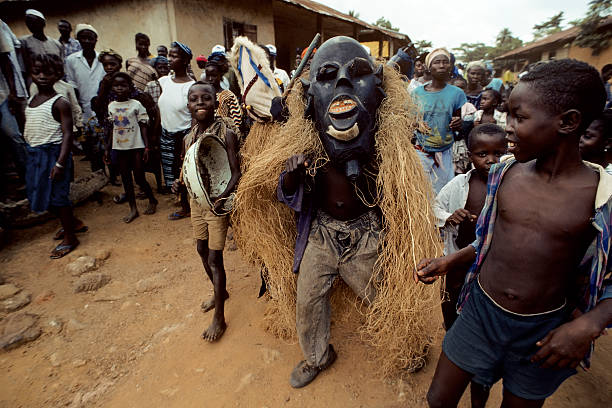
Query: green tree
373 17 399 32
348 10 360 19
575 0 612 55
452 42 492 62
533 11 564 40
414 40 432 55
488 28 523 59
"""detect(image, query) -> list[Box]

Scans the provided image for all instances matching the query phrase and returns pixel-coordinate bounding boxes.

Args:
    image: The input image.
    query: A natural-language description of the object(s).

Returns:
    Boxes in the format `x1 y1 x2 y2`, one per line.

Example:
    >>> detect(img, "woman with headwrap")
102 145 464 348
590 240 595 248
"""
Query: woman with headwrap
204 51 242 134
158 41 195 218
465 60 486 109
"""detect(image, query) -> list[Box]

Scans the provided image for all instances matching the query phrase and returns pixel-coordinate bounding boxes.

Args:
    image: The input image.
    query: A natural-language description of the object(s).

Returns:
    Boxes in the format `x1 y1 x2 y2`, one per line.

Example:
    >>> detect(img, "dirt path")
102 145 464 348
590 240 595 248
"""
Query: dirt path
0 172 611 407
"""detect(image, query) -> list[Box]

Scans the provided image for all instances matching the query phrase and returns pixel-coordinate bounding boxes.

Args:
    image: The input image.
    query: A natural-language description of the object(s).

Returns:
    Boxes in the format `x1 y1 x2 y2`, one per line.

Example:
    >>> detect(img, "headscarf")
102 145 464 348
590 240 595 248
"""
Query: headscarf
25 9 45 21
206 52 229 74
300 47 317 59
171 41 192 59
211 44 226 55
195 55 208 63
466 61 486 72
98 48 122 63
150 56 169 67
75 24 98 37
425 48 450 69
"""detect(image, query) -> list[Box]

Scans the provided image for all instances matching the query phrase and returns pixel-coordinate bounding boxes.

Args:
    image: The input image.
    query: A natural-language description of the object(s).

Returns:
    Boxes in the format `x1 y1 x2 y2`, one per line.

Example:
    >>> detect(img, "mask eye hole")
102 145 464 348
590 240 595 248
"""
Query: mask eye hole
349 58 373 78
316 65 338 81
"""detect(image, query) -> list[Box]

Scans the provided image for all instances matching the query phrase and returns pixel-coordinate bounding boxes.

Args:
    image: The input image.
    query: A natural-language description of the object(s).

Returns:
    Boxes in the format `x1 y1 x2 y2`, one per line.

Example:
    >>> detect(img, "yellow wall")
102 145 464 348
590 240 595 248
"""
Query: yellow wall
568 44 612 71
361 41 389 58
2 0 275 79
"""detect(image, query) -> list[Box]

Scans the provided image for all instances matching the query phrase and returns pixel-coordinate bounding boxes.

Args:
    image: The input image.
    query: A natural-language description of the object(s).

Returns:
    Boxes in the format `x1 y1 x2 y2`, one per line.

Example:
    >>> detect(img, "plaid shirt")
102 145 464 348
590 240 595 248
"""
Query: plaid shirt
61 37 81 57
458 158 612 367
144 79 161 104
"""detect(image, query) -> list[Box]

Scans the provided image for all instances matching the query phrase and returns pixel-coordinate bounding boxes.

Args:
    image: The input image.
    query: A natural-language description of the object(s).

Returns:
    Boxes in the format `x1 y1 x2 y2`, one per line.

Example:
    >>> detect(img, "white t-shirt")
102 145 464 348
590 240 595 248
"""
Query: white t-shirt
158 75 194 132
108 99 149 150
274 67 290 89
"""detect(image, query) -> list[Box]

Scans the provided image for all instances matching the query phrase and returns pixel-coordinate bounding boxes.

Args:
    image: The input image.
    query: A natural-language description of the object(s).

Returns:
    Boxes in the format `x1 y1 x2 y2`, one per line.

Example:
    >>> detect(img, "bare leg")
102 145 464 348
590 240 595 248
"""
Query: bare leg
57 206 78 247
196 240 229 312
426 351 473 408
118 151 138 223
132 150 157 215
202 249 227 341
470 381 490 408
500 388 544 408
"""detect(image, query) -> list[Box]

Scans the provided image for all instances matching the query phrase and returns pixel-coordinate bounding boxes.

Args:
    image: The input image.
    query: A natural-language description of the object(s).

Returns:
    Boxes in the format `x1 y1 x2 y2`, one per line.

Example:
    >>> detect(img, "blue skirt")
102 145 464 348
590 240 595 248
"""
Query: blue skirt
25 143 73 213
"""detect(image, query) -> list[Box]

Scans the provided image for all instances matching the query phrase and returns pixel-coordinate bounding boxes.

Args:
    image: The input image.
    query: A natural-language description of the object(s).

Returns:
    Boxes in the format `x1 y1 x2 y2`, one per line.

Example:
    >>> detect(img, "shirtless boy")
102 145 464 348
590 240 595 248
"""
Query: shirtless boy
173 82 240 342
417 59 612 407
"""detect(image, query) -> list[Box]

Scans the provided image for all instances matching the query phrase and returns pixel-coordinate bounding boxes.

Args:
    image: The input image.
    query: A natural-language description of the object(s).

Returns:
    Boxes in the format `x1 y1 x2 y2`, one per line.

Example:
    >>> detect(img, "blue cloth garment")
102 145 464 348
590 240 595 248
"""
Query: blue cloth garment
171 41 192 58
412 84 466 152
25 143 72 213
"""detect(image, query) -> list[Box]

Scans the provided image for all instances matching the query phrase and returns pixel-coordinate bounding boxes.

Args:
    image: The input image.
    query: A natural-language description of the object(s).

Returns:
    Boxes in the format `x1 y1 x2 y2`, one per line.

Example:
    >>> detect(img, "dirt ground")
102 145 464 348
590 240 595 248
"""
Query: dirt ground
1 168 611 407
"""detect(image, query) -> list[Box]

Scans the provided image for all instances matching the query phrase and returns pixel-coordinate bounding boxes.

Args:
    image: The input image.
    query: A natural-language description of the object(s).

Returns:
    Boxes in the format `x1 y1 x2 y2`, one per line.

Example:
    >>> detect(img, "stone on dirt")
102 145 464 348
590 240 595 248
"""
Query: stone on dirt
1 291 31 312
74 274 111 293
67 256 98 276
95 249 111 261
0 283 21 300
0 313 41 351
136 274 165 293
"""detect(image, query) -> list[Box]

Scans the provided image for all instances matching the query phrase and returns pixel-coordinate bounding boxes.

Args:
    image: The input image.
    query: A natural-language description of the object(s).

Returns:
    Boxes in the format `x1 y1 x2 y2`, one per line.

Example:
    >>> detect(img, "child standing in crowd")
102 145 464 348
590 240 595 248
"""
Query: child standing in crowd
104 72 157 223
418 59 611 408
450 76 477 174
474 89 506 128
158 41 195 220
144 56 169 104
412 48 466 193
434 123 507 329
126 33 157 91
172 82 240 342
464 61 485 109
24 54 85 258
580 111 612 174
205 51 242 133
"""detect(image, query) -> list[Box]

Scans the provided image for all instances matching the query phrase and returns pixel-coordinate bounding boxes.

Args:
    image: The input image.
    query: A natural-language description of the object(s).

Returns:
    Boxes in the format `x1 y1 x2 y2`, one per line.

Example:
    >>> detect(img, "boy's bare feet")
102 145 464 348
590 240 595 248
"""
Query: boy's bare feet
202 317 226 342
123 209 139 223
200 291 229 313
144 201 157 215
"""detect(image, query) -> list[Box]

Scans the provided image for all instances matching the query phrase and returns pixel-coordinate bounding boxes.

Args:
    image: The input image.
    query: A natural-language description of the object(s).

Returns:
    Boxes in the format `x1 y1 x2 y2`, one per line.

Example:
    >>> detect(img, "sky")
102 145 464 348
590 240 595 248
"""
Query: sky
315 0 593 50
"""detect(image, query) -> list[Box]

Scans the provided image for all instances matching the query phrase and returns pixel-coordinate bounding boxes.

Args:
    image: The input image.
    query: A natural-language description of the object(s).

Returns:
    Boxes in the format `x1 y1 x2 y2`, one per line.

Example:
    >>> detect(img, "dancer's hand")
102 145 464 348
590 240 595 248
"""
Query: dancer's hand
415 257 450 284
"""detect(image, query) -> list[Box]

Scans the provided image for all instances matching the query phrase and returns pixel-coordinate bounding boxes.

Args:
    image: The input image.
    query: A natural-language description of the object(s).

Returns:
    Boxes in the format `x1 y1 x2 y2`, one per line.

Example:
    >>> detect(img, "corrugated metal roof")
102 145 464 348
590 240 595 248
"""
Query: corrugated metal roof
495 16 612 60
277 0 410 41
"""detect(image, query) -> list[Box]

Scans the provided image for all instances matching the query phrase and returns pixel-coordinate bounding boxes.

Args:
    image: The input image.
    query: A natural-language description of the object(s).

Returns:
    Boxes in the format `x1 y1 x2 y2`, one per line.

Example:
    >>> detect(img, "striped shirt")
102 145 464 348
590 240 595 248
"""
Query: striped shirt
217 89 242 133
127 57 157 91
459 158 612 367
24 94 64 147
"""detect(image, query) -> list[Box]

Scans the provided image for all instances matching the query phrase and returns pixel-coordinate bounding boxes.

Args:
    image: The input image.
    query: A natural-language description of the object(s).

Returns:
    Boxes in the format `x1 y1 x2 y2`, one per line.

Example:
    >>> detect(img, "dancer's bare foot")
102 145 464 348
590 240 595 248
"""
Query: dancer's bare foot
202 317 226 342
144 200 157 215
123 208 139 223
200 291 229 313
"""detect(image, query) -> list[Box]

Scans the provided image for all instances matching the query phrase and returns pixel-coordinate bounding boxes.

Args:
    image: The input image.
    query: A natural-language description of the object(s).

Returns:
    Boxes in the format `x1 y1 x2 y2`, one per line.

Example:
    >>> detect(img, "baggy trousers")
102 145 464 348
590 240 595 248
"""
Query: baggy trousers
296 209 381 367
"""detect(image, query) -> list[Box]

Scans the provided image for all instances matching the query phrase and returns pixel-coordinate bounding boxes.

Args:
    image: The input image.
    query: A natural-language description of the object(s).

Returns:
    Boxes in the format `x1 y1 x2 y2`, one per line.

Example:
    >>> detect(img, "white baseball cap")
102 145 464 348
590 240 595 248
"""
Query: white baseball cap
266 44 277 56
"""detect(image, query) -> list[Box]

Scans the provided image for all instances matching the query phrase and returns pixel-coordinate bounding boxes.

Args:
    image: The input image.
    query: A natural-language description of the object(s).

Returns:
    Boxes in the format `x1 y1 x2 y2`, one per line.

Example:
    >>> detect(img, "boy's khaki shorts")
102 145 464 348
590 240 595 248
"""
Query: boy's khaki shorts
190 199 229 250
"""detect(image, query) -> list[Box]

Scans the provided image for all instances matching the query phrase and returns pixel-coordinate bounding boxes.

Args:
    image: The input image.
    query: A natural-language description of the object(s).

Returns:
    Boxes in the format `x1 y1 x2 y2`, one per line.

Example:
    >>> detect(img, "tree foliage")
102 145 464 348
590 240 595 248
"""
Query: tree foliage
373 17 399 32
533 12 564 40
451 28 523 63
575 0 612 55
348 10 360 19
414 40 432 56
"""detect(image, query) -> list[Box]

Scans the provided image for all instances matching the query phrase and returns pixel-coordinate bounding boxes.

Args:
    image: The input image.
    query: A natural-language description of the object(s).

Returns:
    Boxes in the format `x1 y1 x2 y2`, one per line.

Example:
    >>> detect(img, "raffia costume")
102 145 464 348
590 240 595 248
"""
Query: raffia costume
232 37 442 377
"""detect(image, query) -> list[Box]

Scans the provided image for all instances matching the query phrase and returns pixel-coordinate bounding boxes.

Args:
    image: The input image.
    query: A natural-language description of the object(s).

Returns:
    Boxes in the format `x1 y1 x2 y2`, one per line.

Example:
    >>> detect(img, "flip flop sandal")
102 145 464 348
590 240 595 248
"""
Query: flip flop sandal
50 241 79 259
168 211 189 220
53 225 89 240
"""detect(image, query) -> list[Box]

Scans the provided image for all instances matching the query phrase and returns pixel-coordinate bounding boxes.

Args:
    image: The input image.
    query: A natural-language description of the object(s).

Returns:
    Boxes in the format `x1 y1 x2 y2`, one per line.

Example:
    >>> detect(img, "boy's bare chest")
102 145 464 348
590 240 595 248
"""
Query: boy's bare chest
497 174 596 239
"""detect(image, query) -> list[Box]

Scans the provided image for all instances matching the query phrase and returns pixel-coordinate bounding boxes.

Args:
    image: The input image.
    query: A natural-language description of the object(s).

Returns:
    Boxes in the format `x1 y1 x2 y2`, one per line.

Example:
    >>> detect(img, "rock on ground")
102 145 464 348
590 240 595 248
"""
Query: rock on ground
67 256 98 276
1 291 31 312
136 275 165 293
0 283 21 300
0 313 41 351
74 274 111 293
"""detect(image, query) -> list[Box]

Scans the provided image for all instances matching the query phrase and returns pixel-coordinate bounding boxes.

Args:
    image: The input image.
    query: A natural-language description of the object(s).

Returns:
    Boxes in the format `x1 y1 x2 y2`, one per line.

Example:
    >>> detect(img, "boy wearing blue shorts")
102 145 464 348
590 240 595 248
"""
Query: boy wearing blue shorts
417 59 612 407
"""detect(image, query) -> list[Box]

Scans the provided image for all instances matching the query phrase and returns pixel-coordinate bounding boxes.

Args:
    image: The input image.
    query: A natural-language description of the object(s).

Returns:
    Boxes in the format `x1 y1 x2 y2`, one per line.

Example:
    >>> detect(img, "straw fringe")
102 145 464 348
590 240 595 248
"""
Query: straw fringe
233 67 443 376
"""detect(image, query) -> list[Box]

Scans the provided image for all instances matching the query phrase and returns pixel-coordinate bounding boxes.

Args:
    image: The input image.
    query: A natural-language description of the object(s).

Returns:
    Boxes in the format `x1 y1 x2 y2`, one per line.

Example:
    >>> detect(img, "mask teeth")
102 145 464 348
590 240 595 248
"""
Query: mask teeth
329 99 356 114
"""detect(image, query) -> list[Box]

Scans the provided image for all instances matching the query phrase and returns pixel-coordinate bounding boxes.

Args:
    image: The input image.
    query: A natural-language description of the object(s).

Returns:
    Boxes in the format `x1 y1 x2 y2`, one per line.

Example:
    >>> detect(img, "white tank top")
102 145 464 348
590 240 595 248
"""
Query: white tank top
24 94 64 147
